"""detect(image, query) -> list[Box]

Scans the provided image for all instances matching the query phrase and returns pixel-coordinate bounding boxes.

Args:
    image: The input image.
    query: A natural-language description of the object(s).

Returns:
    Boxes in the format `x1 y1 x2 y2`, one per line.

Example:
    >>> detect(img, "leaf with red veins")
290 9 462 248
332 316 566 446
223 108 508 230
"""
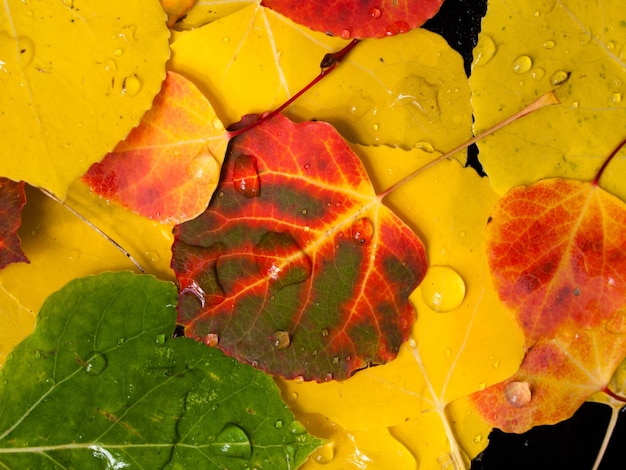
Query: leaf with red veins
83 72 228 225
172 113 427 381
472 178 626 432
261 0 444 39
0 179 28 270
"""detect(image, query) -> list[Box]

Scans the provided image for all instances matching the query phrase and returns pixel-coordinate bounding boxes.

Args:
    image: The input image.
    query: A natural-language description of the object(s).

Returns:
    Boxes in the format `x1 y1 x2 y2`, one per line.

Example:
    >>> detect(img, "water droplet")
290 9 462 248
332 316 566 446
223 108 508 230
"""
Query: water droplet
478 382 486 391
274 419 283 429
303 163 311 170
350 218 374 244
213 118 224 130
415 141 436 153
473 34 496 66
371 123 379 131
113 48 123 57
270 330 291 349
204 333 219 346
289 421 307 435
180 281 208 308
300 208 308 216
294 376 304 384
385 21 410 36
122 74 142 96
473 434 483 444
607 41 616 51
254 231 313 289
504 381 532 408
543 40 556 49
212 424 251 459
84 353 108 376
512 55 532 73
321 328 329 337
492 360 500 369
340 29 351 39
155 334 166 346
459 231 466 239
117 338 126 345
103 58 117 74
369 7 382 19
612 93 622 103
187 149 220 183
420 266 466 312
550 70 570 86
288 392 298 401
233 154 260 198
324 373 333 381
444 348 452 357
530 67 545 80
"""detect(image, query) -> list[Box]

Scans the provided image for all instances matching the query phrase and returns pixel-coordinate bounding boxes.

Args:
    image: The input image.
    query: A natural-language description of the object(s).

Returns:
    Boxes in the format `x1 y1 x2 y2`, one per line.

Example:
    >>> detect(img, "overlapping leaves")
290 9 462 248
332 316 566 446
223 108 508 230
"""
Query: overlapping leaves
172 114 428 381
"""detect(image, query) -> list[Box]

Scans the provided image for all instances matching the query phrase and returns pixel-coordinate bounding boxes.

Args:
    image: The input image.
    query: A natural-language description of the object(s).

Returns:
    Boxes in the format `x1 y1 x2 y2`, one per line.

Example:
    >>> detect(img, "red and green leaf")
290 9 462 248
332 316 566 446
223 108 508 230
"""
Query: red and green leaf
261 0 444 39
83 72 228 225
0 178 28 270
472 178 626 432
172 113 427 381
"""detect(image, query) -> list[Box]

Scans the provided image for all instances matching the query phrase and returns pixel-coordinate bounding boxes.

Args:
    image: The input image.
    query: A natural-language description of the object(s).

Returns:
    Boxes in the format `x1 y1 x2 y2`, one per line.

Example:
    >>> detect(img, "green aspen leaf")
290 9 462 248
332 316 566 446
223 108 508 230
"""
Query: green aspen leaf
0 272 321 468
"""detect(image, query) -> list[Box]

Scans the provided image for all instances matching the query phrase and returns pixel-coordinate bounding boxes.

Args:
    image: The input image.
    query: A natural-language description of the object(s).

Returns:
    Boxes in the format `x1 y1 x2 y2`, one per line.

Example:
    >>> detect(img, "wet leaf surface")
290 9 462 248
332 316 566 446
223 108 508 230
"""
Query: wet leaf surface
0 272 322 468
172 114 427 381
261 0 444 39
473 178 626 433
0 0 170 198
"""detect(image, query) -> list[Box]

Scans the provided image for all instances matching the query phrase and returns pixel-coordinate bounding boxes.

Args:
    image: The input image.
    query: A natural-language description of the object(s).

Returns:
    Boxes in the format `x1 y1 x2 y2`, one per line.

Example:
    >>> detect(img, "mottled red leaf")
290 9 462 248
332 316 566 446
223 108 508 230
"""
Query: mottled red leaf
172 114 427 381
83 72 227 225
261 0 444 39
0 178 28 270
472 178 626 432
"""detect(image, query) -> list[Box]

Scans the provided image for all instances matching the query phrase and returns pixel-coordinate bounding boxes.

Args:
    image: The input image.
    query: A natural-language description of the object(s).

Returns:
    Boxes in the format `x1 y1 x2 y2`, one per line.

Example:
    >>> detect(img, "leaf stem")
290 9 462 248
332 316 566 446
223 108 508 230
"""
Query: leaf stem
227 39 360 138
378 91 560 199
602 386 626 403
592 404 620 470
40 188 146 273
592 137 626 186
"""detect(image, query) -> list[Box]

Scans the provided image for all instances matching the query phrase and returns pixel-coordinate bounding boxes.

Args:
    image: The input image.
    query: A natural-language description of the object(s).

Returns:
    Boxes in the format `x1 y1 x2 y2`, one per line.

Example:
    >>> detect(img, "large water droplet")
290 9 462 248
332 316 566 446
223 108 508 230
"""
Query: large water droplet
289 421 307 435
311 442 335 464
154 334 166 346
233 154 260 198
504 381 532 408
543 40 556 49
612 92 622 104
121 74 142 96
269 330 291 349
254 232 313 289
531 67 545 80
340 29 351 39
187 149 220 183
473 34 496 66
420 266 466 312
203 333 219 347
84 352 108 376
212 424 252 459
350 218 374 244
512 55 532 73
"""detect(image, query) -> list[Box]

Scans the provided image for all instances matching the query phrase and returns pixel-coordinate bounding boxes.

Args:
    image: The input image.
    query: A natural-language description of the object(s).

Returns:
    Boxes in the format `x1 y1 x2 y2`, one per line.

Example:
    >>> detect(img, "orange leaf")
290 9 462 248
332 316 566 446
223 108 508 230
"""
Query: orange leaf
84 72 228 225
472 178 626 432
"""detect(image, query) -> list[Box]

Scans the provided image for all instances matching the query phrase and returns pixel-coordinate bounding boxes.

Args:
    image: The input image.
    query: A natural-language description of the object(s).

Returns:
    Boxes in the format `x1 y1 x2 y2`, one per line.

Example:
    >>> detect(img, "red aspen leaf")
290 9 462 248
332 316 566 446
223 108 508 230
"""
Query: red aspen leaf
171 114 428 381
261 0 444 39
472 178 626 433
83 72 228 225
0 179 28 270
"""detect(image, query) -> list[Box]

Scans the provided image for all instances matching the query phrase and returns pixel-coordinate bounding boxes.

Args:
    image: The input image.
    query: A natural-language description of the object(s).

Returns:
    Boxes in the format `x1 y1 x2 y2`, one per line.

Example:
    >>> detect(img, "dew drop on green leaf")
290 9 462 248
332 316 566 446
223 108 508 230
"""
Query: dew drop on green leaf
212 423 252 459
84 352 108 376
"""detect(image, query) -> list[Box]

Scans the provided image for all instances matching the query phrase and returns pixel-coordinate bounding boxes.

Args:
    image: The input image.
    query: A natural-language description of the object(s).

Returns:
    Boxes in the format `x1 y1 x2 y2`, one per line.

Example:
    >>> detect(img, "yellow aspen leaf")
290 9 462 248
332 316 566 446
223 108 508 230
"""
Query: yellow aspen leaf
0 0 170 198
0 181 174 365
472 0 626 198
172 0 259 30
276 151 524 469
170 3 472 152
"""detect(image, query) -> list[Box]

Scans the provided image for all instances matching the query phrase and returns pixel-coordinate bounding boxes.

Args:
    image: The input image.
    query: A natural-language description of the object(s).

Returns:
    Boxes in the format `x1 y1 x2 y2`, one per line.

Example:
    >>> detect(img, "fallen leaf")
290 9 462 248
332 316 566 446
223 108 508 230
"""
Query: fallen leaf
172 0 258 30
276 149 523 469
472 178 626 433
261 0 444 39
172 114 428 381
0 272 322 468
0 180 174 365
0 0 170 198
170 4 472 151
471 0 626 199
0 179 27 270
83 72 228 225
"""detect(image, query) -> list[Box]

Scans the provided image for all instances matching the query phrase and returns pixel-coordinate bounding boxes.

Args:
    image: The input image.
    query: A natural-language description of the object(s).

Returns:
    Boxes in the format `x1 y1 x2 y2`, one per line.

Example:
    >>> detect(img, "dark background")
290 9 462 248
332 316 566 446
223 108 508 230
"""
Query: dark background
422 1 626 468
